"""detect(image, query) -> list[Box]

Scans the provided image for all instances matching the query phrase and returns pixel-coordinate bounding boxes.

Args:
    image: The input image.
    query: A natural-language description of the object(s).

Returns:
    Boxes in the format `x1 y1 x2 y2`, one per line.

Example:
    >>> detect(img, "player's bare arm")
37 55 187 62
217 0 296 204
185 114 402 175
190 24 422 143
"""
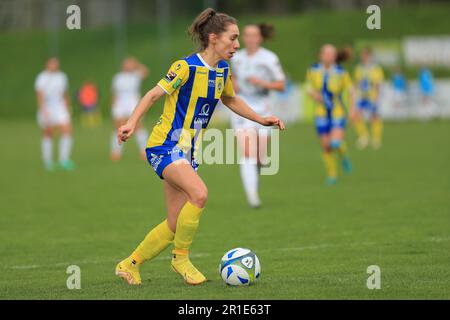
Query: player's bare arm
221 94 285 130
118 85 165 143
247 77 285 91
231 74 239 93
64 91 72 115
136 61 149 79
36 91 48 116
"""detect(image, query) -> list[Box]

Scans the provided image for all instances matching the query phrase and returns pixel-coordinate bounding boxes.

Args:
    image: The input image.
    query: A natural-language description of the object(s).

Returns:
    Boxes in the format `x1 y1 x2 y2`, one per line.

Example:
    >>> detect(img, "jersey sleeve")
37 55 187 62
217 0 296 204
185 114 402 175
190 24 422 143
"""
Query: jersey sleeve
305 67 315 91
306 68 312 86
353 67 360 83
222 69 235 97
157 60 189 95
268 55 285 81
62 73 69 91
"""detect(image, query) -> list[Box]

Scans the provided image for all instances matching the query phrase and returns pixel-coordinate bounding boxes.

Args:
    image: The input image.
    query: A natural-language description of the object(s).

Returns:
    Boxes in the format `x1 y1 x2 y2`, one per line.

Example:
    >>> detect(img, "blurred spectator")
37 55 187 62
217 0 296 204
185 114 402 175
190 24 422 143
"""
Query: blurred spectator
391 67 408 117
418 66 436 118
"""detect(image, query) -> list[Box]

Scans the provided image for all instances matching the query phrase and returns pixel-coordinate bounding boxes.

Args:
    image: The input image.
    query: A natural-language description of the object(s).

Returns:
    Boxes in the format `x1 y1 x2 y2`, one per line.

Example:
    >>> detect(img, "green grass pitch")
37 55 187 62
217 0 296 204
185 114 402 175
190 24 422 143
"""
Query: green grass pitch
0 118 449 299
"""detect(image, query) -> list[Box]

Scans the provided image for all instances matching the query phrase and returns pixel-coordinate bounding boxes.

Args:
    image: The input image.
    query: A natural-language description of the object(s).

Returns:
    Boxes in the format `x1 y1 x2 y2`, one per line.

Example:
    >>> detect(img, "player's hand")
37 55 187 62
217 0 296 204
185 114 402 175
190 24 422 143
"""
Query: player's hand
247 76 265 87
117 122 136 144
261 116 285 130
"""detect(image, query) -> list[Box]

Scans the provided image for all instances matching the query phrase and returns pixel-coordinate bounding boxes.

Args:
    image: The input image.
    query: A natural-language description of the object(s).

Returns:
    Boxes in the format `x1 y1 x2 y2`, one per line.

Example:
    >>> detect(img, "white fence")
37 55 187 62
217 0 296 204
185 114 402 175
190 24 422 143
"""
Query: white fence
379 79 450 120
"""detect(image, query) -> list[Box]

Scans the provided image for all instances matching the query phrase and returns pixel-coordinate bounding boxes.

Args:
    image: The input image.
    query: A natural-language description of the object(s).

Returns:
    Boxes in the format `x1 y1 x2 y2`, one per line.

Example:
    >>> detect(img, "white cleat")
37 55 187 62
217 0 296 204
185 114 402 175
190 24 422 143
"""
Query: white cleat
247 192 261 209
372 139 382 150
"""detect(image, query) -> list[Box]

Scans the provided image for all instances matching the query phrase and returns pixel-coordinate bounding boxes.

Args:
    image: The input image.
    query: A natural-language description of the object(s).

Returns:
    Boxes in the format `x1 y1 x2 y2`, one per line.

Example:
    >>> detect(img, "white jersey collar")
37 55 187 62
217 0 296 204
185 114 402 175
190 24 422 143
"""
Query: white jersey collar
197 53 216 71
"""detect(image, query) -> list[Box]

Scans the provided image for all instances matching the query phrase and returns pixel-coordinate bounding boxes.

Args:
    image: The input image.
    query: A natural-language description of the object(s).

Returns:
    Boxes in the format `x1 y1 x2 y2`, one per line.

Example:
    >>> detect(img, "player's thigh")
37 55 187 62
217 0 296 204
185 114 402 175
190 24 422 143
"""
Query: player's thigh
163 180 187 232
315 114 331 150
370 104 381 121
162 160 208 208
42 126 54 137
235 128 258 158
58 122 72 135
257 133 270 164
353 100 367 121
319 134 331 150
330 127 345 141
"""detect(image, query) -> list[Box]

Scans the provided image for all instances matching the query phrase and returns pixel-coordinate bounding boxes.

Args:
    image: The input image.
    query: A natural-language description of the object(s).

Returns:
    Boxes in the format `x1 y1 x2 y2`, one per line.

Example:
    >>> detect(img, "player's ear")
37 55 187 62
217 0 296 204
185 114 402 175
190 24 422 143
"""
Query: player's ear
209 33 218 45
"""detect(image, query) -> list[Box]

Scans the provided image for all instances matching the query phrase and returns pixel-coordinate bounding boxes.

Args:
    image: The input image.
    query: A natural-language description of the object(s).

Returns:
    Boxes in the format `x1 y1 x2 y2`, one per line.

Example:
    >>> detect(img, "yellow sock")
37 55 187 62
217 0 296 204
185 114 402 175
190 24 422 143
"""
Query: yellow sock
372 118 383 143
354 119 369 139
173 202 204 253
131 219 174 264
339 142 348 157
322 152 337 178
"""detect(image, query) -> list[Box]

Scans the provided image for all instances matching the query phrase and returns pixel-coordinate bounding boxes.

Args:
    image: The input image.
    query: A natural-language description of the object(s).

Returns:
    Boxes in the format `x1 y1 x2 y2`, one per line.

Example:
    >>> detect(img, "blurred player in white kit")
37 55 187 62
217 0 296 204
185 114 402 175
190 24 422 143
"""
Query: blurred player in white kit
230 23 286 208
110 57 149 161
35 57 75 171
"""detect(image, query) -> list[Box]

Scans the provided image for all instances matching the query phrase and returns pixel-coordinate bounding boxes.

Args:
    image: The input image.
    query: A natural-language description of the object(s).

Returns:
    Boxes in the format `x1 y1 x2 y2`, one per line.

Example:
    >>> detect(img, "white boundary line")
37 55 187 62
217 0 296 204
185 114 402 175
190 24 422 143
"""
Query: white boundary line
5 237 449 270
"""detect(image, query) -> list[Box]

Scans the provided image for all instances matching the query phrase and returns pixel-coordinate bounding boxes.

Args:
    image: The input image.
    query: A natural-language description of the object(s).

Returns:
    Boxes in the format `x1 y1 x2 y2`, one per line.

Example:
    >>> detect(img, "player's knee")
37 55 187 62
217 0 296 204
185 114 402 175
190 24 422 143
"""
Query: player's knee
43 131 52 138
191 186 208 208
61 124 72 135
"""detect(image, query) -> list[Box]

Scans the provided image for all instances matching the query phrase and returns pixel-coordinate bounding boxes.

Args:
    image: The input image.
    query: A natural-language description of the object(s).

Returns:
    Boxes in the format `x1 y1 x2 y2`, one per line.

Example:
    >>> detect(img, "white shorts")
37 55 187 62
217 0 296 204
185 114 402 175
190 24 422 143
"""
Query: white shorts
37 106 70 128
230 96 272 136
112 99 138 120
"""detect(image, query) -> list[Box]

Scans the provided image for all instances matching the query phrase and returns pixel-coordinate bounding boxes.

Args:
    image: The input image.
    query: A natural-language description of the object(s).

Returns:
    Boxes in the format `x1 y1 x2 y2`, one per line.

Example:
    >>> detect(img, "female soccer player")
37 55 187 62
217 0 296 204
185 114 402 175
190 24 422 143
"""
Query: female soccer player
115 8 285 285
35 57 74 171
230 23 286 208
110 57 149 161
352 48 384 149
306 44 353 185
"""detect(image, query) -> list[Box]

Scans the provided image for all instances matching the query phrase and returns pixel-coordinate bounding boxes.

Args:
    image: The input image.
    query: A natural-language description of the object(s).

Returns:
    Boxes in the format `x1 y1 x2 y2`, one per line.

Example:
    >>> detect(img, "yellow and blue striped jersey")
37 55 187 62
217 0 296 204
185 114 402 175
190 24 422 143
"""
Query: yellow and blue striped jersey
147 53 235 152
306 63 352 117
353 63 384 101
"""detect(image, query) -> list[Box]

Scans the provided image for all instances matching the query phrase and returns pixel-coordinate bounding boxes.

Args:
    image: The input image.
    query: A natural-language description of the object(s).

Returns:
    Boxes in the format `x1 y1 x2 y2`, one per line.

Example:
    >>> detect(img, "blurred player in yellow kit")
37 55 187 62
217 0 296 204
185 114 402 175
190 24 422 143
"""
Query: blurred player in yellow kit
306 44 354 185
352 48 384 149
114 8 284 286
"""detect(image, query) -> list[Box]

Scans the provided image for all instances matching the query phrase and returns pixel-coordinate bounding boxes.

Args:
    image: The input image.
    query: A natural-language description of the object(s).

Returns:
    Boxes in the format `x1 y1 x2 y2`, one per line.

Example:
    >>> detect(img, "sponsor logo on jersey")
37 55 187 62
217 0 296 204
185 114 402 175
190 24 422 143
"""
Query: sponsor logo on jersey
192 103 212 128
198 103 210 117
172 78 182 89
163 71 177 83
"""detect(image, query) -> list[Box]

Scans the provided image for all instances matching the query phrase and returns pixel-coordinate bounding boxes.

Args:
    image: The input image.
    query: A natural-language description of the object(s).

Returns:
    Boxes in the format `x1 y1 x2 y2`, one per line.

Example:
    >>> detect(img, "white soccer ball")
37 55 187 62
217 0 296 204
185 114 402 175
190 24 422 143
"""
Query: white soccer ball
219 248 261 286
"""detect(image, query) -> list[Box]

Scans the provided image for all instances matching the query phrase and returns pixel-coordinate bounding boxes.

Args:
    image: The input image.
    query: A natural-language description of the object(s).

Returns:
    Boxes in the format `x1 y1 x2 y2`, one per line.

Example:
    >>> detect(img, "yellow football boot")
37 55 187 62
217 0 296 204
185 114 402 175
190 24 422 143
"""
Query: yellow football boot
115 257 142 285
171 250 207 285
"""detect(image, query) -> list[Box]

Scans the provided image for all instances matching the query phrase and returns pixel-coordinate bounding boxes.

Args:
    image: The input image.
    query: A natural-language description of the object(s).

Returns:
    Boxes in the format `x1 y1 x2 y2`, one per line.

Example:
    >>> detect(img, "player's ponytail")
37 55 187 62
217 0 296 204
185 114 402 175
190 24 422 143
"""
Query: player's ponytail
188 8 237 51
336 46 353 64
258 23 275 41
